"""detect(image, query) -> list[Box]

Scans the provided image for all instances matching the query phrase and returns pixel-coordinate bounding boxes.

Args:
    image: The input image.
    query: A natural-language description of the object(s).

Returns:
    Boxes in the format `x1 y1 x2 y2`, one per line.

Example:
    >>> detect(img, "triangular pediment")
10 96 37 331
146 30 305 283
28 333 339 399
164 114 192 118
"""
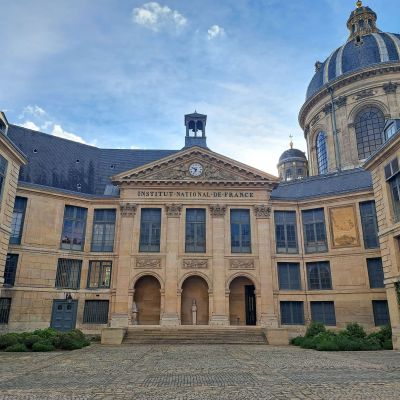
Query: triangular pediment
112 146 279 187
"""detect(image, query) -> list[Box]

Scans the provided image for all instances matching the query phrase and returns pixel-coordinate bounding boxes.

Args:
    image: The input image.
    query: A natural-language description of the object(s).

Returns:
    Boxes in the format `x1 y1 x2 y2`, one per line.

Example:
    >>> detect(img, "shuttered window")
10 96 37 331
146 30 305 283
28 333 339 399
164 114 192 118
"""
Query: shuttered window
302 209 327 253
61 206 87 251
83 300 109 324
311 301 336 326
4 254 18 286
10 197 27 244
280 301 304 325
91 209 116 252
275 211 298 254
139 209 161 252
359 201 379 249
55 259 82 289
277 263 301 290
307 261 332 290
87 261 112 289
0 298 11 324
231 209 251 253
367 258 385 288
185 209 206 253
372 300 390 326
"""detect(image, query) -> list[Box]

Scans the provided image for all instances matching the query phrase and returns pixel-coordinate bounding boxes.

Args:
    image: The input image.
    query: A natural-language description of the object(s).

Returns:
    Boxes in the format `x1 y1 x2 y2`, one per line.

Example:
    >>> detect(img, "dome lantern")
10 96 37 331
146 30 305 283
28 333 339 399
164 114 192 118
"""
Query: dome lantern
347 1 380 42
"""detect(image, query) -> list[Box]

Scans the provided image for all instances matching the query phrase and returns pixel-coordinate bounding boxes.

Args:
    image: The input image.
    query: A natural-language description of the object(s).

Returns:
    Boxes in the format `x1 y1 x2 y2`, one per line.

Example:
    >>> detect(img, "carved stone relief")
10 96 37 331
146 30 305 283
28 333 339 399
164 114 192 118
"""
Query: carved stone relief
166 204 182 217
383 82 398 94
230 259 254 270
182 259 208 269
135 258 161 269
209 204 227 217
120 203 138 217
354 89 374 100
254 204 271 219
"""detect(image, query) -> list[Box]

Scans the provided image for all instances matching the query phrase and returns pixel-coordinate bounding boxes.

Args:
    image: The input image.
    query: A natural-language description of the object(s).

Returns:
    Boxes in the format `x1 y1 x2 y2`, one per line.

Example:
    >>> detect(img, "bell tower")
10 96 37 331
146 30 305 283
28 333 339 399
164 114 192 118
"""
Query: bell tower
184 112 208 149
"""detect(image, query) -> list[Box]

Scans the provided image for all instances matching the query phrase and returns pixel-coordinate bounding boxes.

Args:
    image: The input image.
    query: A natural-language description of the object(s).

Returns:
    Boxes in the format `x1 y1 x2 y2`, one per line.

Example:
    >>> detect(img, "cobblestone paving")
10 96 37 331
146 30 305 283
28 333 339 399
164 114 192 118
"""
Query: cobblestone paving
0 344 399 399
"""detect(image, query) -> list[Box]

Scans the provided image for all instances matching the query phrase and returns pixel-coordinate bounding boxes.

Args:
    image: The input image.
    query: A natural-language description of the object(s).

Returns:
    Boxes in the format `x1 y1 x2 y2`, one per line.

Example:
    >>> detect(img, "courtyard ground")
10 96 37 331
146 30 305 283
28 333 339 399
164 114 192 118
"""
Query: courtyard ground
0 344 399 399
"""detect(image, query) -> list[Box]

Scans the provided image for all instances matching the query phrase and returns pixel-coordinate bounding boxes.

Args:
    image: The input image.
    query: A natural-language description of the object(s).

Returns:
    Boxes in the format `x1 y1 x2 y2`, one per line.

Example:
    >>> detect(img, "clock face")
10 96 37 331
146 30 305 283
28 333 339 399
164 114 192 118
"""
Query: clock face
189 163 203 177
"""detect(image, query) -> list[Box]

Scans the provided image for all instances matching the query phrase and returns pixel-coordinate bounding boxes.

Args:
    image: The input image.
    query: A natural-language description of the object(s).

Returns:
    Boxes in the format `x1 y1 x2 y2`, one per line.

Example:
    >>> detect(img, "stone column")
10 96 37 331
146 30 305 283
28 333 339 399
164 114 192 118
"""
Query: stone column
110 203 137 328
160 204 182 326
254 204 278 327
209 204 229 326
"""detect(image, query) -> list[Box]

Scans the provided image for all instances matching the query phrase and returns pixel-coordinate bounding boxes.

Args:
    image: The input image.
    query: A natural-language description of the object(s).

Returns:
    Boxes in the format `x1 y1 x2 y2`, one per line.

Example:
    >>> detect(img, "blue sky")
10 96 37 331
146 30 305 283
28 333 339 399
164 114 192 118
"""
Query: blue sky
1 0 398 174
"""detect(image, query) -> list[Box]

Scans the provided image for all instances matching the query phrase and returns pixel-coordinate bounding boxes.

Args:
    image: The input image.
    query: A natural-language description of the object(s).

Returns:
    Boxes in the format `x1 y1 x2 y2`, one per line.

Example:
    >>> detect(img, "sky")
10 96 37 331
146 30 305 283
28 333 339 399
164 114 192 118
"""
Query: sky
1 0 399 175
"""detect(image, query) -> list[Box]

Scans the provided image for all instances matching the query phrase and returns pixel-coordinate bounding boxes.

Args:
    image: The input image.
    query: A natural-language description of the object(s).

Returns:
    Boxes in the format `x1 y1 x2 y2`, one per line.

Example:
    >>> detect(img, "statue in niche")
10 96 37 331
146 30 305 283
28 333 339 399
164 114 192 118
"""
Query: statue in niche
191 299 197 325
132 302 139 325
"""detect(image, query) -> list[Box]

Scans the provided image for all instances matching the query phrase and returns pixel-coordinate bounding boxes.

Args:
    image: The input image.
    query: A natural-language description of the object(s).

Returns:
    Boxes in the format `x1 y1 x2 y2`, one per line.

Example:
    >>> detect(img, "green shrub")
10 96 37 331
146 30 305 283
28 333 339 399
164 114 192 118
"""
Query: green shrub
32 340 55 352
0 333 21 350
23 334 41 349
362 336 382 351
57 332 90 350
342 323 366 339
316 339 340 351
290 336 304 346
33 328 58 340
5 343 27 352
383 339 393 350
300 336 318 349
305 322 326 338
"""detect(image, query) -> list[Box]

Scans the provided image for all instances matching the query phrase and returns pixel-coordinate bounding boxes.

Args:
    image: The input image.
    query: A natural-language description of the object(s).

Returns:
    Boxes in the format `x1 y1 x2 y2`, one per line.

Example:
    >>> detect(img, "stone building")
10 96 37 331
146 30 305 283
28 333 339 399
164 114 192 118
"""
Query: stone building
0 2 399 347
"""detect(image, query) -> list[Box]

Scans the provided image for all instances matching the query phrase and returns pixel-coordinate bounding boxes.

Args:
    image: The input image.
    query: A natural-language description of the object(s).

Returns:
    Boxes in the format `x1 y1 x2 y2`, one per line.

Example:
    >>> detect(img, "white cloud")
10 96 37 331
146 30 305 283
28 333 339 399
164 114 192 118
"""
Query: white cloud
21 121 40 131
207 25 225 40
51 124 87 144
132 2 187 32
19 105 47 119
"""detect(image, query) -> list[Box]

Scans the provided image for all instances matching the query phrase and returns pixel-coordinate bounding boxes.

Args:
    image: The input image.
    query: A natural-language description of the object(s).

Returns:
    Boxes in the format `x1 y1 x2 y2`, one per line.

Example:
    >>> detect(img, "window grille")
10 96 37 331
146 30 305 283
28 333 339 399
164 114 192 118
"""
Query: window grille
0 298 11 324
311 301 336 325
367 258 385 288
83 300 109 324
4 254 18 286
10 197 27 245
307 261 332 290
302 208 327 253
316 131 328 174
359 201 379 249
60 206 87 251
230 209 251 253
55 259 82 289
0 155 7 200
91 209 116 252
139 209 161 252
372 300 390 326
275 211 298 254
280 301 304 325
277 263 301 290
87 261 112 289
185 209 206 253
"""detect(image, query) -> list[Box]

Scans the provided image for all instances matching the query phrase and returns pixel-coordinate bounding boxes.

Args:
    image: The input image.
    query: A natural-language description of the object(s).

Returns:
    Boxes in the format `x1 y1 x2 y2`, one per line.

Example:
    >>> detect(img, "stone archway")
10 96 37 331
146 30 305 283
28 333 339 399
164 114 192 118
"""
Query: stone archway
134 275 161 325
229 276 256 326
181 276 209 325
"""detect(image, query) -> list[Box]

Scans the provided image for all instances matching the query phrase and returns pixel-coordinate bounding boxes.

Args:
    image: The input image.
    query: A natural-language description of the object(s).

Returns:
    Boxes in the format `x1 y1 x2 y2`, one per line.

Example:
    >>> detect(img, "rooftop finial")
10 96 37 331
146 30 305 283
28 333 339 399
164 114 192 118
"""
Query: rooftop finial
289 134 293 149
356 0 362 8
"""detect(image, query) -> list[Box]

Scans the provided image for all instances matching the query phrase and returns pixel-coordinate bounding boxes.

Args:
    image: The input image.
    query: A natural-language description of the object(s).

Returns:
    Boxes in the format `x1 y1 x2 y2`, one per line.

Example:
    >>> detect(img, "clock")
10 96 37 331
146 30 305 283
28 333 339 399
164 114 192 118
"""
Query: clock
189 163 203 177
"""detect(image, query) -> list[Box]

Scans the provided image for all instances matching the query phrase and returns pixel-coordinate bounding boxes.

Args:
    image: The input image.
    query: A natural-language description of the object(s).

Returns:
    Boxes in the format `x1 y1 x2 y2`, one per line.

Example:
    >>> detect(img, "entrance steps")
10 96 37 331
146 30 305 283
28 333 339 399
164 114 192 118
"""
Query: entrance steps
123 326 267 345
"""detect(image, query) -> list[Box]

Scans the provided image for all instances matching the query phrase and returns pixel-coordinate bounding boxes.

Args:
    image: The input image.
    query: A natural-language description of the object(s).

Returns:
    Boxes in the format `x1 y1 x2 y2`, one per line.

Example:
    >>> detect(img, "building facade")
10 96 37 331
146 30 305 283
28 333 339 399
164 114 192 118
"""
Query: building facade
0 2 399 347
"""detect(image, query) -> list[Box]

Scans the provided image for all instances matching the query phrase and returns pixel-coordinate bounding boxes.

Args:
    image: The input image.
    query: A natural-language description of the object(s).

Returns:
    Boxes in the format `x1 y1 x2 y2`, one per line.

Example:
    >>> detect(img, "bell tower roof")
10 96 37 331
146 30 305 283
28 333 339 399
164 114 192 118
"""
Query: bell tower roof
183 111 208 149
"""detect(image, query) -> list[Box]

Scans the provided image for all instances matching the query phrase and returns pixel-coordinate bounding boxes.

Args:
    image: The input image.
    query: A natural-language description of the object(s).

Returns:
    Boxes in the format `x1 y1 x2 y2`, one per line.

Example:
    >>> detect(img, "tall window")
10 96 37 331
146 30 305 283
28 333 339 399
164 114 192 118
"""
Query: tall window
61 206 87 251
91 209 116 252
302 208 327 253
354 106 385 159
4 254 18 286
139 208 161 252
83 300 109 324
185 209 206 253
55 259 82 289
311 301 336 326
359 201 379 249
0 155 7 199
389 173 400 222
307 261 332 290
316 131 328 175
10 197 27 244
277 262 301 290
231 209 251 253
0 298 11 324
367 258 385 289
280 301 304 325
275 211 298 254
87 261 112 289
372 300 390 326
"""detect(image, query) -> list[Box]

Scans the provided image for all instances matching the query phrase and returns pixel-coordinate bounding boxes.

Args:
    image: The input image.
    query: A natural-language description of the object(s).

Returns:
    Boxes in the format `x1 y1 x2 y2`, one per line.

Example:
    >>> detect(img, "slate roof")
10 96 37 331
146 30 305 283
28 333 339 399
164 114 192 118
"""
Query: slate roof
278 148 307 164
270 168 372 201
7 125 178 196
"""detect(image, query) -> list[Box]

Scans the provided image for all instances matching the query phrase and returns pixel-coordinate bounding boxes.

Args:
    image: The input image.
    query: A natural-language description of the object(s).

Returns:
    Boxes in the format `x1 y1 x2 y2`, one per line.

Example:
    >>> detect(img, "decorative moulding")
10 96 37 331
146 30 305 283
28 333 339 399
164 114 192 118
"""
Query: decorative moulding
354 88 374 100
120 203 138 217
182 259 208 269
230 259 254 270
383 81 398 94
135 258 161 269
254 204 271 219
209 204 226 217
166 203 182 217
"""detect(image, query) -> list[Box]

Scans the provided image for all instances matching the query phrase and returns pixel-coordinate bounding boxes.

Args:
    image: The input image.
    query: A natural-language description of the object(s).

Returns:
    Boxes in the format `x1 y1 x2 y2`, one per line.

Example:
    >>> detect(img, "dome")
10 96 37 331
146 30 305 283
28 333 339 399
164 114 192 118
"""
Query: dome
278 148 307 164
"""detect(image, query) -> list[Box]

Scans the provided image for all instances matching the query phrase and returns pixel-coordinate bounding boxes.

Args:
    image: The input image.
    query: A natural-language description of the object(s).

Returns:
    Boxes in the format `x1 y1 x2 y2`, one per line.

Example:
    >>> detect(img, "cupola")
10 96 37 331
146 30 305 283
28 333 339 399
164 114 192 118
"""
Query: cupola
184 112 208 149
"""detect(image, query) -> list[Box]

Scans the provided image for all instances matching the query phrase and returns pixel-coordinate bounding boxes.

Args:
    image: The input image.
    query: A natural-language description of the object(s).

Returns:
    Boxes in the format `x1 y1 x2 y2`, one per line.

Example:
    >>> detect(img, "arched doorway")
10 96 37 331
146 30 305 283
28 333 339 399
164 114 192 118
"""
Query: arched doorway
133 275 161 325
229 276 256 326
181 276 209 325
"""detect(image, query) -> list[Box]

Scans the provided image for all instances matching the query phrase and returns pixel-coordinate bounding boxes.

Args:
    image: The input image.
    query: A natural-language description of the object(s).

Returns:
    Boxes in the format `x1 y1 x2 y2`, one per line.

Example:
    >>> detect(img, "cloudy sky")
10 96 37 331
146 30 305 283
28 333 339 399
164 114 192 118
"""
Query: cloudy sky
1 0 398 175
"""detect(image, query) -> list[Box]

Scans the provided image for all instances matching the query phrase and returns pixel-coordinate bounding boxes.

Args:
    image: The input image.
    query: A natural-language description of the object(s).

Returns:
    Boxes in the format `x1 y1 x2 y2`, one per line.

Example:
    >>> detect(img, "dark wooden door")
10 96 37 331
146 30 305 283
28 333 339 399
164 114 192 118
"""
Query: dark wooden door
245 285 256 325
50 300 78 331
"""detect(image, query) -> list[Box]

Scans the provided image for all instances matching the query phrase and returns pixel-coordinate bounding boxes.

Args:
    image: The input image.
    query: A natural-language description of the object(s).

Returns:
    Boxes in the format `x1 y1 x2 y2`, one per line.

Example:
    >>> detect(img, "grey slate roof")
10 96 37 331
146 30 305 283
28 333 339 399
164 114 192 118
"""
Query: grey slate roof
8 125 178 196
278 148 307 164
270 168 372 201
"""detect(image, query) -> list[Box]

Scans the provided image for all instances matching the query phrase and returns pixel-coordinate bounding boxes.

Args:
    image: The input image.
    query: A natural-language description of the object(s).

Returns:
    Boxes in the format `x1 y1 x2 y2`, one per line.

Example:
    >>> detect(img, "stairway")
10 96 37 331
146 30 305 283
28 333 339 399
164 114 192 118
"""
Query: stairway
123 326 267 345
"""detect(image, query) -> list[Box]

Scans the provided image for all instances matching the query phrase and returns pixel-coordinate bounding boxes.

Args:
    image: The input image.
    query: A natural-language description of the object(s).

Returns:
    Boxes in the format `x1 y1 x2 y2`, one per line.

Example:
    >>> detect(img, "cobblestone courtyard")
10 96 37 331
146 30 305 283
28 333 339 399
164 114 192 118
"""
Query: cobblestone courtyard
0 344 399 399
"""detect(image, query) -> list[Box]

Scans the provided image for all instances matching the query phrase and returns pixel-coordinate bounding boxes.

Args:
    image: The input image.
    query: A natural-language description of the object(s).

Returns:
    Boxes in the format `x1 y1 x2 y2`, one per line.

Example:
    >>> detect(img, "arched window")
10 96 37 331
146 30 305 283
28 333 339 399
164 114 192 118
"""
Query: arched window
354 106 385 159
316 131 328 175
285 168 293 181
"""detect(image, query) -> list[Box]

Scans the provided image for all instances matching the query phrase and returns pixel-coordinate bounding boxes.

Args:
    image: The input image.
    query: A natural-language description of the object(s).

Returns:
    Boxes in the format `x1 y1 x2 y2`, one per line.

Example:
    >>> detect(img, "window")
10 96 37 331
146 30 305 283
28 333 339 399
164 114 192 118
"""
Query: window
354 106 385 159
55 259 82 289
83 300 109 324
285 169 293 181
359 201 379 249
4 254 18 286
372 300 390 326
231 209 251 253
0 298 11 324
275 211 298 254
185 209 206 253
0 155 7 199
280 301 304 325
61 206 87 251
316 131 328 174
139 208 161 252
87 261 112 289
389 173 400 222
311 301 336 326
91 209 116 252
367 258 385 288
307 261 332 290
10 197 27 244
277 263 301 290
302 208 327 253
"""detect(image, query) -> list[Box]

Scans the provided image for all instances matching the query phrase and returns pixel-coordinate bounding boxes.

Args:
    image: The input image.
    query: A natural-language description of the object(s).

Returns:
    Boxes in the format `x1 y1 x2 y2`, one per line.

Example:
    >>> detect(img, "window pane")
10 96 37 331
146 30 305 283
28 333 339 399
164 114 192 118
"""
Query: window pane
60 206 87 251
278 263 301 290
0 298 11 324
372 300 390 326
231 209 251 253
316 131 328 174
55 259 82 289
185 209 206 253
307 261 332 290
87 261 112 289
0 156 8 201
389 174 400 222
311 301 336 326
275 211 298 254
83 300 109 324
302 209 327 253
10 197 27 245
139 209 161 252
359 201 379 249
367 258 384 288
280 301 304 325
4 254 18 286
91 209 116 252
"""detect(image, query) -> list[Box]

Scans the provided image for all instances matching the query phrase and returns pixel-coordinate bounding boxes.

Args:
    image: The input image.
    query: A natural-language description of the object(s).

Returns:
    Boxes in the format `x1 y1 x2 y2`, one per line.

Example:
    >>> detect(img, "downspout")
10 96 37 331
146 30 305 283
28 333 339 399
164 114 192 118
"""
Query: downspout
328 87 342 172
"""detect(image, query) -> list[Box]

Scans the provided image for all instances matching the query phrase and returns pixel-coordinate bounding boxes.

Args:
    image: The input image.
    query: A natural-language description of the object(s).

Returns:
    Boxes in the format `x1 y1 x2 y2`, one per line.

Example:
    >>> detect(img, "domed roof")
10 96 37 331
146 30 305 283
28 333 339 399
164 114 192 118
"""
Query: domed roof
278 148 307 164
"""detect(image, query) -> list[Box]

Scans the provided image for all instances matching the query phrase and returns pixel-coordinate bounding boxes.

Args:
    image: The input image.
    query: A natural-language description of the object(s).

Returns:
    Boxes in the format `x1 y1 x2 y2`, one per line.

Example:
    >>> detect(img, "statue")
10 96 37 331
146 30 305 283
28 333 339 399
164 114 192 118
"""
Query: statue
191 299 197 325
132 302 139 325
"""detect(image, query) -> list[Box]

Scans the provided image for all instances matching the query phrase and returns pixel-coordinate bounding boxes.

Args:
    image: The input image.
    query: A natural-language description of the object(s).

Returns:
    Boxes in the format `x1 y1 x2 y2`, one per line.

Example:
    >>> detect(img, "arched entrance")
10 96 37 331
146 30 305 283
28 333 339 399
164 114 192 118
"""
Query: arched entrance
229 276 256 326
181 276 209 325
133 275 161 325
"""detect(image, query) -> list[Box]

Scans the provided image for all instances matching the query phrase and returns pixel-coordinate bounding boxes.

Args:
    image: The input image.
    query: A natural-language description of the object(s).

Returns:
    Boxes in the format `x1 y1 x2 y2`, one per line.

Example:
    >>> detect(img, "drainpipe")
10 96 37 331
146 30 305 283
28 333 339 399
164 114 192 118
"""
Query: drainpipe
328 87 342 172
